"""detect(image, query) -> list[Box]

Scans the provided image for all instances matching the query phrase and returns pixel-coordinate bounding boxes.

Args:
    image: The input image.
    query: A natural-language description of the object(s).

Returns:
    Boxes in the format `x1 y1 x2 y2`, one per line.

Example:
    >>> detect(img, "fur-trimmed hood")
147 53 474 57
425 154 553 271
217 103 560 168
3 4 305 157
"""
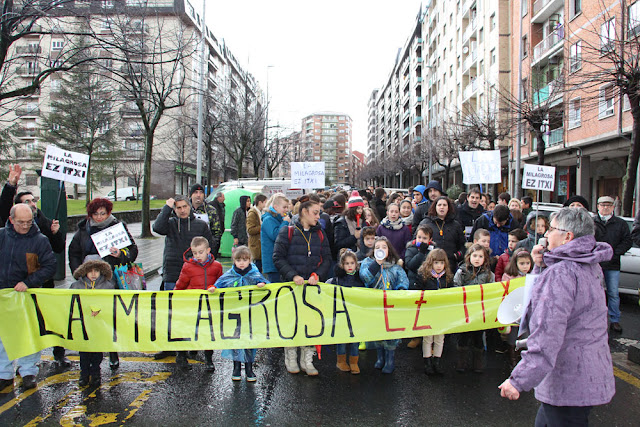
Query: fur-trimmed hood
73 259 113 280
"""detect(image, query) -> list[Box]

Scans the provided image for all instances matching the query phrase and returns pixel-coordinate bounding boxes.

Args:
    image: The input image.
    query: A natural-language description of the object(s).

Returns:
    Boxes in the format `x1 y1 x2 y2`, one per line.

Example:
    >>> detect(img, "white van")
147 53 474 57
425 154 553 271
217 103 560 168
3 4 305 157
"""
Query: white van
106 187 138 201
206 179 304 201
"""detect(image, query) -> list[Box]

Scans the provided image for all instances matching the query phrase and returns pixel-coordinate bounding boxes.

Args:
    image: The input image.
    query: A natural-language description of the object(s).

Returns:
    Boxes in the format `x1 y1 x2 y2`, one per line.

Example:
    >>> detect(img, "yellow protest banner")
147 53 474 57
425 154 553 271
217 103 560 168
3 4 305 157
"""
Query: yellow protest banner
0 278 524 359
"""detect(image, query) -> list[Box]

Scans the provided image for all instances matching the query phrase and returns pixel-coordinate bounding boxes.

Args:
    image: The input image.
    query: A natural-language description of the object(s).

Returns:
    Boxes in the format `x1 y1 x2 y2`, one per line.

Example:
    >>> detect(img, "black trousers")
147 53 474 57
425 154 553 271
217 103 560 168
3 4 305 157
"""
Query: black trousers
457 330 484 349
79 352 103 378
535 403 592 427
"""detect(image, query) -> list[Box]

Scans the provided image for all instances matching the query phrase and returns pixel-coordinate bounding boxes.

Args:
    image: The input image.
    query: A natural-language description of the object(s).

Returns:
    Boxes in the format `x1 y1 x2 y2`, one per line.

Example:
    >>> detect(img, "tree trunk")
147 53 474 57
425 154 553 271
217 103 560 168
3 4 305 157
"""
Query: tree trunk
140 133 154 238
207 143 212 194
622 94 640 217
113 166 118 202
535 128 546 165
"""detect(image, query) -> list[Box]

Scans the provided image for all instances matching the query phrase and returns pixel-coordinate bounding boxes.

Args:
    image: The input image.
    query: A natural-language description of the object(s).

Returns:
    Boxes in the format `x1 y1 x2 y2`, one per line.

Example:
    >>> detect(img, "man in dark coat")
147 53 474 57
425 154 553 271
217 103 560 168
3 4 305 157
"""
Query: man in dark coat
412 181 446 230
594 196 632 333
0 204 57 390
371 188 387 221
211 192 226 257
456 187 485 240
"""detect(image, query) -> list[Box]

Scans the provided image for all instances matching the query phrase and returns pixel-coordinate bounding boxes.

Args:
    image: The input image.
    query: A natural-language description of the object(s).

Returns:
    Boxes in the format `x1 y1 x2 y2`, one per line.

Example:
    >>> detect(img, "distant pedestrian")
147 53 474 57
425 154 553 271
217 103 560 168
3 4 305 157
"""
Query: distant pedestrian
247 194 268 272
231 195 251 247
371 188 387 221
0 164 21 227
211 192 226 257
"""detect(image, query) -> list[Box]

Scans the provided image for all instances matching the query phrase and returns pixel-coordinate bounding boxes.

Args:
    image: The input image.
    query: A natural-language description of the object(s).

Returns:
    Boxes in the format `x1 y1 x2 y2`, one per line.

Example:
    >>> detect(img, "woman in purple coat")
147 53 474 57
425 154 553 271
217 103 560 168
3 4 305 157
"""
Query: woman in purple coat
499 207 615 425
376 203 411 261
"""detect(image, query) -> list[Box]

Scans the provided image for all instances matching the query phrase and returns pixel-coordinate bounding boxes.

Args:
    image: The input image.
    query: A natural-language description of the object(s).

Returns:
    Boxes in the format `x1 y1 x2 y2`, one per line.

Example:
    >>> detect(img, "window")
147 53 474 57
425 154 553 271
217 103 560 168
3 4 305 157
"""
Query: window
570 41 582 72
102 0 114 8
601 18 616 53
570 0 582 19
599 85 615 119
490 13 496 31
522 35 528 58
624 94 631 111
51 40 64 50
127 177 136 186
479 59 484 74
630 1 640 36
479 28 484 43
569 98 581 128
101 176 111 186
522 0 528 16
490 48 496 65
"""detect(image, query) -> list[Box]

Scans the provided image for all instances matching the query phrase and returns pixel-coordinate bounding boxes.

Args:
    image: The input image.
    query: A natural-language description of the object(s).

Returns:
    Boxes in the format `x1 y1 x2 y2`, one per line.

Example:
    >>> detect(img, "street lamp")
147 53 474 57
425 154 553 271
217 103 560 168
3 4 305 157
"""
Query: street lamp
263 65 274 179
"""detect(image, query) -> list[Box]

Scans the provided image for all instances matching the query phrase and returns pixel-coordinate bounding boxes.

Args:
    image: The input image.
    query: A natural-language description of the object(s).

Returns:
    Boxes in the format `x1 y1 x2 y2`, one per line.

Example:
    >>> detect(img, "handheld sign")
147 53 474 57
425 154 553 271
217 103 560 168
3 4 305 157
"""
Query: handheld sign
291 162 325 189
41 145 90 186
90 223 132 258
522 164 556 191
459 150 501 184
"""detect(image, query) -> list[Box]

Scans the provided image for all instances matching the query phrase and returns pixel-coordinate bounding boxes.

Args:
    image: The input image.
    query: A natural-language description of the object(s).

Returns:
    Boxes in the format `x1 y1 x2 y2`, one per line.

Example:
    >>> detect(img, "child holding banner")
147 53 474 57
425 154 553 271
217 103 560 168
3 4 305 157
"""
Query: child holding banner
416 249 453 375
360 236 409 374
453 244 494 373
326 248 364 374
70 260 114 386
175 236 223 371
211 246 268 382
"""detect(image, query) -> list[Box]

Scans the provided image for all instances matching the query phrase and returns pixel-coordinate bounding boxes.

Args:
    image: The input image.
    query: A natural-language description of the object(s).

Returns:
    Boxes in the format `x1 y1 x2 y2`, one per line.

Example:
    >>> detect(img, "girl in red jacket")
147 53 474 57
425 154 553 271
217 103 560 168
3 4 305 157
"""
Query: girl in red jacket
174 236 223 370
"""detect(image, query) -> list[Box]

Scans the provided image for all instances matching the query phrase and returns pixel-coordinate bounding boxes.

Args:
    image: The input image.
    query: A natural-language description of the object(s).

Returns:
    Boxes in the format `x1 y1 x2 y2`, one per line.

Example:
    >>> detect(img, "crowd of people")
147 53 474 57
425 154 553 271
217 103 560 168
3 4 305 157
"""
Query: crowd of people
0 163 635 423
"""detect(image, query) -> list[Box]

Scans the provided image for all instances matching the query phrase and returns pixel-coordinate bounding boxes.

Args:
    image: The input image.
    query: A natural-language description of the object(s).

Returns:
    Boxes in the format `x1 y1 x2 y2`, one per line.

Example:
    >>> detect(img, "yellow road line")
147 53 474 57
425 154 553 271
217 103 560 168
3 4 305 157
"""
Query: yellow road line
614 366 640 389
0 371 78 415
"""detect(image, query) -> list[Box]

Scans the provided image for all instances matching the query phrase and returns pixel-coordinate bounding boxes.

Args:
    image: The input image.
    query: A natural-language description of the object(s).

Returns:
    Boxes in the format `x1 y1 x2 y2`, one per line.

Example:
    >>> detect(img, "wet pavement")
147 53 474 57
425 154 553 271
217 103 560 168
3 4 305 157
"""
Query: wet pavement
1 296 639 426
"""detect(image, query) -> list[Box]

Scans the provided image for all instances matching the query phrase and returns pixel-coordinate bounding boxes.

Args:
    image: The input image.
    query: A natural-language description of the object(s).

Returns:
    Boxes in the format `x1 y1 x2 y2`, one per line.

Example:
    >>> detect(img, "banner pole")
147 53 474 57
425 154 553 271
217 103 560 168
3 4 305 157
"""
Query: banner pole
53 180 64 220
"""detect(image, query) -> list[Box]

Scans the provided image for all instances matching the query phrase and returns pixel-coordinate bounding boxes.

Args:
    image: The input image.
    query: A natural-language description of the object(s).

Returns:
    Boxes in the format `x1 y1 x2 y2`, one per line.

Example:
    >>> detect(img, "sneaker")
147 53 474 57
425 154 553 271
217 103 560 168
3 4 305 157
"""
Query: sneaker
232 362 242 381
22 375 37 390
610 322 623 333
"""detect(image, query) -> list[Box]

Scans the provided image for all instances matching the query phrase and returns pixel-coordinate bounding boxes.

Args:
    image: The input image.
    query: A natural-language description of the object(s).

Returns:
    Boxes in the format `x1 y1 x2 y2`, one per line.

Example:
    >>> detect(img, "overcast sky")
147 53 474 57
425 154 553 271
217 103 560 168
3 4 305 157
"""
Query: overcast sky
203 0 425 153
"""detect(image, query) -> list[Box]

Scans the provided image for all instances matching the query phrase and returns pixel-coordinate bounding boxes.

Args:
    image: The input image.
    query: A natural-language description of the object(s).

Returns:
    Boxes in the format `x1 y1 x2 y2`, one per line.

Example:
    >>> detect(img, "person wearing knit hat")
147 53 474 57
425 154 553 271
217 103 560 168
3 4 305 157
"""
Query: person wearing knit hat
190 183 205 196
335 191 366 254
563 195 590 211
412 181 446 233
189 184 222 258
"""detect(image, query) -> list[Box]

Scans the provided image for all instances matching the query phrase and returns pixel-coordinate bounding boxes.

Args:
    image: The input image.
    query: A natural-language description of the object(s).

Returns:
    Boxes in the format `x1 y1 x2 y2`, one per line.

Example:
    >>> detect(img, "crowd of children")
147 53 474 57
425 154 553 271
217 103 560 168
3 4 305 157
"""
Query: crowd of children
66 184 539 386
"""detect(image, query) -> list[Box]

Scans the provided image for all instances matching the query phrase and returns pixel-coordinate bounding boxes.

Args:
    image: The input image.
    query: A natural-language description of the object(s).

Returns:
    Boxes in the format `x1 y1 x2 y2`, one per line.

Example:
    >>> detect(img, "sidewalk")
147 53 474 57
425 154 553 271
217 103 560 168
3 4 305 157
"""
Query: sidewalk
54 222 165 288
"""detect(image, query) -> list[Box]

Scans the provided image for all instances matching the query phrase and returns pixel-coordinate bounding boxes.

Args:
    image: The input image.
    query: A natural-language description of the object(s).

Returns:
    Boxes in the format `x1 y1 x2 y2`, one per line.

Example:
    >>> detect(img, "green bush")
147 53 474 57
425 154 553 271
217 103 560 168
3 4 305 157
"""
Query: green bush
446 185 463 201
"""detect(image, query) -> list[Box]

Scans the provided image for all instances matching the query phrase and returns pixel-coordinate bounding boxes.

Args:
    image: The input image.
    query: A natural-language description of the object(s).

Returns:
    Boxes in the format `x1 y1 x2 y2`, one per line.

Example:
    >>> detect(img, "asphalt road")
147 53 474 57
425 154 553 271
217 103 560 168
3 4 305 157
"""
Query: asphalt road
1 295 639 426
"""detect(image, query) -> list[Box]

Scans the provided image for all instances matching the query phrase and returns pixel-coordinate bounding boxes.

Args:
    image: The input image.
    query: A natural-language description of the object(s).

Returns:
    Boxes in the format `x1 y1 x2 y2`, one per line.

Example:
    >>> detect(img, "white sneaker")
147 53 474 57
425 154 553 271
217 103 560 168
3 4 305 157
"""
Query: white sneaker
284 347 300 374
300 346 318 376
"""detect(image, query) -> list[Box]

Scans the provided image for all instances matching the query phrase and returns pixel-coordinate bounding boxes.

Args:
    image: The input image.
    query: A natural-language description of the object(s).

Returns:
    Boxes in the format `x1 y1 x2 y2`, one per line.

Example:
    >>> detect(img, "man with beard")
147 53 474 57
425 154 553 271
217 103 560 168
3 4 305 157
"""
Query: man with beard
189 184 221 257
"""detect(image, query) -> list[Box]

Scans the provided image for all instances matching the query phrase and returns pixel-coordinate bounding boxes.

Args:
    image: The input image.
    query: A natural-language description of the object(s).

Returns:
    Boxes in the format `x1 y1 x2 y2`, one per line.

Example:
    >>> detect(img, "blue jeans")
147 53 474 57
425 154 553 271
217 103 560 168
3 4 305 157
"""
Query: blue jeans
336 343 359 357
0 336 41 379
163 282 176 291
266 272 281 283
603 269 621 323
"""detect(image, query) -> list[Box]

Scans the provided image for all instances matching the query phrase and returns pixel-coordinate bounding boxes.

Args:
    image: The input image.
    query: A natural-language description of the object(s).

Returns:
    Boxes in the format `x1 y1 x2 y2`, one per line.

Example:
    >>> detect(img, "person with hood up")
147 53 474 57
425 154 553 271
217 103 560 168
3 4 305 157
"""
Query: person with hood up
231 195 251 247
412 181 446 231
499 208 615 426
516 213 549 253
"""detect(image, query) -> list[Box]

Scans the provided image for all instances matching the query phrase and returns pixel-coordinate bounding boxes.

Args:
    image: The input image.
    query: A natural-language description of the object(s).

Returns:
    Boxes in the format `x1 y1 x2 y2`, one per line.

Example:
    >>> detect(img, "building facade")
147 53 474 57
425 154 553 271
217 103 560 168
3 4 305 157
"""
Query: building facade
299 113 353 186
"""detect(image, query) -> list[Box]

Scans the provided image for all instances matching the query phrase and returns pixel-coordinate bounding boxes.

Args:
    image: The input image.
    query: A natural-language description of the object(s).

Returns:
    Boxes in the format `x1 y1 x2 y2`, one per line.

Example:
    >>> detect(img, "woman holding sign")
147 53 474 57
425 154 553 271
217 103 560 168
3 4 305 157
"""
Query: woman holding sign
68 198 138 370
273 198 332 377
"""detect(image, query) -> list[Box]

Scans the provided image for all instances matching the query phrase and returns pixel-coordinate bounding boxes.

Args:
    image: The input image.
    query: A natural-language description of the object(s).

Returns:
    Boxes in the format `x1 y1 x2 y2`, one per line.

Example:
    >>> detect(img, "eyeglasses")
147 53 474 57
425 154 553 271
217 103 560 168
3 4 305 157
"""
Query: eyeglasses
548 226 569 233
14 220 32 227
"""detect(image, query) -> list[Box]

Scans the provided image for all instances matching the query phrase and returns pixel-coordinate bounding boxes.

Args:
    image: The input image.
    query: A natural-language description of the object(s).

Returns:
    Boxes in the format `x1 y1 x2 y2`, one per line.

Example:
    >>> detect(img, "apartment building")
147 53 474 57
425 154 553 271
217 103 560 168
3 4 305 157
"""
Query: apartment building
351 150 366 188
299 113 353 185
367 0 512 191
2 0 261 199
510 0 635 206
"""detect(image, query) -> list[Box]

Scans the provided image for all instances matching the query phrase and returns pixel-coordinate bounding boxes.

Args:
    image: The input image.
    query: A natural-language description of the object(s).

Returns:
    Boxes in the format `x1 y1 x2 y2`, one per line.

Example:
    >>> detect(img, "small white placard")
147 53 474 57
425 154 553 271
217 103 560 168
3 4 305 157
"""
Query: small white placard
459 150 502 184
291 162 325 189
41 145 90 185
90 223 132 258
522 164 556 191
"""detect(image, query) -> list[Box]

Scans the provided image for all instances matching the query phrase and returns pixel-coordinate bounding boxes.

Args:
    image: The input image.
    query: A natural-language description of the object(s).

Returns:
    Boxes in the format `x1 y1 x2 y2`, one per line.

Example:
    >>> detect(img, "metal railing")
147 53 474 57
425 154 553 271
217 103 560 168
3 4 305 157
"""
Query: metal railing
533 29 563 60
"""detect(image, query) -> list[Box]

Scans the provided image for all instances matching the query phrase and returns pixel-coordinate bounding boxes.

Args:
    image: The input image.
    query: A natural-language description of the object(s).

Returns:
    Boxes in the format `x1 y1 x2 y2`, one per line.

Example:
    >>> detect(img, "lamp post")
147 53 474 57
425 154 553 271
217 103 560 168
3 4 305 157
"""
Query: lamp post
263 65 274 178
196 0 206 185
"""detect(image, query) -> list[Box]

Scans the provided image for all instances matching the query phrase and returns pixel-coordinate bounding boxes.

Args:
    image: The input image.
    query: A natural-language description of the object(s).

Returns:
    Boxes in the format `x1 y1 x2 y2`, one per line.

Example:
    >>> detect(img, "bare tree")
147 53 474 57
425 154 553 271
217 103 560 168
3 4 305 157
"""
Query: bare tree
566 0 640 215
433 121 475 189
90 6 197 237
262 127 294 178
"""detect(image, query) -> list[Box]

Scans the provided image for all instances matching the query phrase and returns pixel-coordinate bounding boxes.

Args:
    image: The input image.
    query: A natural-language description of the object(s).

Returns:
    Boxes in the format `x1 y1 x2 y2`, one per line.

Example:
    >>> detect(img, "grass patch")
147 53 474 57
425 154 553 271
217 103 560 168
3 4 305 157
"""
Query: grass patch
38 199 167 216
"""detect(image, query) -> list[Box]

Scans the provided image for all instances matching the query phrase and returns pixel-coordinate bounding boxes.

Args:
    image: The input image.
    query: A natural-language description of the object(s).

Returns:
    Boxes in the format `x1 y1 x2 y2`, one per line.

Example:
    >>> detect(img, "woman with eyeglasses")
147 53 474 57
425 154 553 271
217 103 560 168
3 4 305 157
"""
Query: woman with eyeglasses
499 208 615 426
68 198 138 370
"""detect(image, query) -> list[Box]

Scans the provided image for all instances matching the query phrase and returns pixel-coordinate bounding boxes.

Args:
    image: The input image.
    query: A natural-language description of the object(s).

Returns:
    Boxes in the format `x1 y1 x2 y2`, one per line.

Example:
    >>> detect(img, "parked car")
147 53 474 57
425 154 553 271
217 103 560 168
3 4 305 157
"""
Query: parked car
528 202 638 295
106 187 138 201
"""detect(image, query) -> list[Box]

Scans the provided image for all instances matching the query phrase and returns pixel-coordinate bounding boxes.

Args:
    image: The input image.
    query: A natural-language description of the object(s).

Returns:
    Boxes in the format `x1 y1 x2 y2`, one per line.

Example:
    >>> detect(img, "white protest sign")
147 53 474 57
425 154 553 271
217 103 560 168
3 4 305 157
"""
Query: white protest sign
291 162 325 189
262 183 304 199
459 150 502 184
41 145 90 185
522 164 556 191
90 223 132 258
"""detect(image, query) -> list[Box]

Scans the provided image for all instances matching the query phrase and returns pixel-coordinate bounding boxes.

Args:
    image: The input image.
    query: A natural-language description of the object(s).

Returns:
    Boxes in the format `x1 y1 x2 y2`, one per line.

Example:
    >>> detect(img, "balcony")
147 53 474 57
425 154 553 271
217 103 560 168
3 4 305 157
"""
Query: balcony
14 128 37 138
16 66 41 77
533 79 561 106
532 0 564 24
533 28 563 62
15 45 41 55
463 19 477 42
414 77 423 87
463 78 480 100
403 126 410 136
15 107 40 116
535 127 564 149
463 49 478 72
462 0 475 18
416 96 423 102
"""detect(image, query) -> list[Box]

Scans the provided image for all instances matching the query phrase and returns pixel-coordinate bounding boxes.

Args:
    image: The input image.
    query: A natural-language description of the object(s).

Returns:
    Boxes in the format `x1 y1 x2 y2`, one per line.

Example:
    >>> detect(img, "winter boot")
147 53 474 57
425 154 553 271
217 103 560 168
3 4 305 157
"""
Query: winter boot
204 350 215 372
176 352 192 370
472 348 484 373
154 351 175 360
300 347 318 376
424 357 435 375
245 363 256 382
382 349 395 374
433 357 444 375
349 356 360 374
78 373 89 387
336 354 350 372
284 347 300 374
232 361 242 381
456 346 469 373
374 349 385 369
407 338 421 349
109 352 119 370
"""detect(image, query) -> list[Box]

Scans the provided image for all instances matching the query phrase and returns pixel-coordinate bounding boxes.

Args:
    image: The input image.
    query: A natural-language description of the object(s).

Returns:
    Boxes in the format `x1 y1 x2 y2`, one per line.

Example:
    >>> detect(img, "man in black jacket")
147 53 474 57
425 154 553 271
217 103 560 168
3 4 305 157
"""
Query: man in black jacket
211 192 226 257
371 187 387 221
0 204 57 390
412 181 446 231
594 196 632 332
456 187 485 240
